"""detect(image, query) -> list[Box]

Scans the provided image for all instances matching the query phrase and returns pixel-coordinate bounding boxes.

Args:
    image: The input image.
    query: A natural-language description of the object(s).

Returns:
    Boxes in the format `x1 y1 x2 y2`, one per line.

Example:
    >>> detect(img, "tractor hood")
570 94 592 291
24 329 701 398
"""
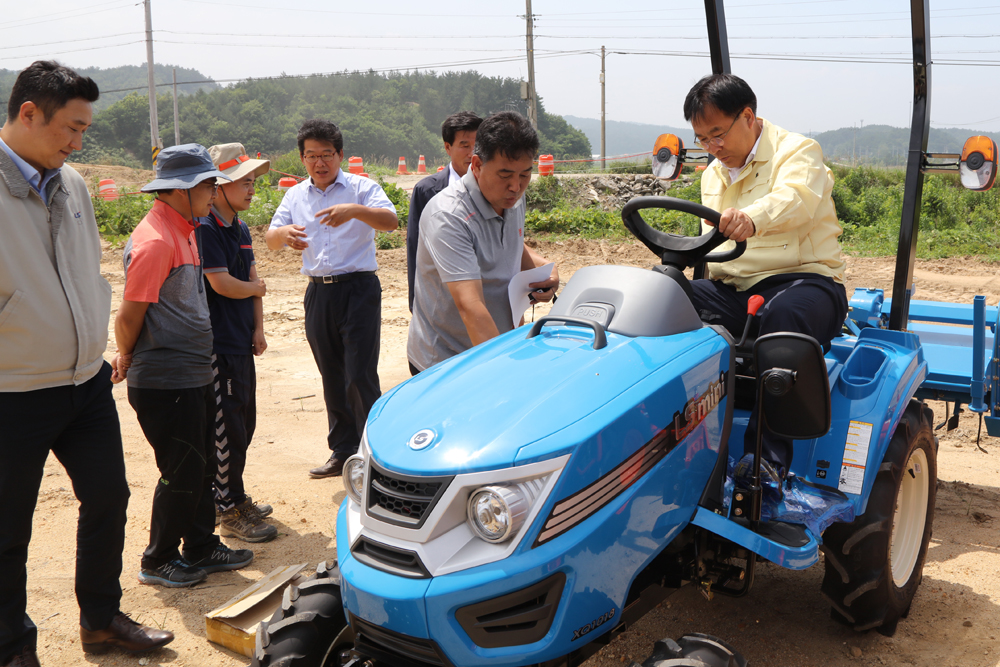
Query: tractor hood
365 324 718 476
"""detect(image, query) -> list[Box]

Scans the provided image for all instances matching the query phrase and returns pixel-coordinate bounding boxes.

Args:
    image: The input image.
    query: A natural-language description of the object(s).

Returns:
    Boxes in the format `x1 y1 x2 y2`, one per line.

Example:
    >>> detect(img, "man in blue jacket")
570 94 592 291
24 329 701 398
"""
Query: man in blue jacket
406 111 482 311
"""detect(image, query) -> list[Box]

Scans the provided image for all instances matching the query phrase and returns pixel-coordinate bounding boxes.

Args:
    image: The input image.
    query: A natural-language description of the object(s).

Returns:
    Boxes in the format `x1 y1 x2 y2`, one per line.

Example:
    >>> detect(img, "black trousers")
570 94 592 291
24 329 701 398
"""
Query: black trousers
689 273 848 470
0 362 129 663
211 353 257 512
304 275 382 457
128 383 221 569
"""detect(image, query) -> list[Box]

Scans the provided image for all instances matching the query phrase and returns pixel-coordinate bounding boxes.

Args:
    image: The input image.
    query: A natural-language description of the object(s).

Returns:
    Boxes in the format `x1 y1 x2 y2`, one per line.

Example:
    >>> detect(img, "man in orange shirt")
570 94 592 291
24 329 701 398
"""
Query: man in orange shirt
114 145 255 587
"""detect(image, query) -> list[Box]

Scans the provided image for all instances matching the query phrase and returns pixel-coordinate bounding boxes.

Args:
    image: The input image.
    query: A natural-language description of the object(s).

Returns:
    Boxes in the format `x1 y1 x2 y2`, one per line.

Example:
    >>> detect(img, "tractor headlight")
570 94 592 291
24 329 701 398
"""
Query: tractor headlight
344 455 366 505
467 485 529 543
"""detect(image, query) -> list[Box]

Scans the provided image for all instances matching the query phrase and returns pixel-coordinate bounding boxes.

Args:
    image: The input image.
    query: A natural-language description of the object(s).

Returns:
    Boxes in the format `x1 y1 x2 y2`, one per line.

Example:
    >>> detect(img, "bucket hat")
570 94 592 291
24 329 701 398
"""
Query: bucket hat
140 143 231 192
208 143 270 183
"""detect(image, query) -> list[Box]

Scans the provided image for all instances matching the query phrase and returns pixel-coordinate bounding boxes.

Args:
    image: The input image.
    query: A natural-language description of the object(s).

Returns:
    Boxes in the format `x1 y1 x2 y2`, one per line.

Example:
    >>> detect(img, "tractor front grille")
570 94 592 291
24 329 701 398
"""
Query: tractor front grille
366 461 452 528
455 572 566 648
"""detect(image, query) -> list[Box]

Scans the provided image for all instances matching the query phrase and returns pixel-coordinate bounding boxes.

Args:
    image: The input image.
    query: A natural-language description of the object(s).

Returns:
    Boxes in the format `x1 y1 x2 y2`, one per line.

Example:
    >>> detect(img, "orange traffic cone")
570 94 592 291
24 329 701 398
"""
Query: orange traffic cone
417 155 427 175
397 157 409 175
349 156 364 174
437 166 445 172
98 179 119 201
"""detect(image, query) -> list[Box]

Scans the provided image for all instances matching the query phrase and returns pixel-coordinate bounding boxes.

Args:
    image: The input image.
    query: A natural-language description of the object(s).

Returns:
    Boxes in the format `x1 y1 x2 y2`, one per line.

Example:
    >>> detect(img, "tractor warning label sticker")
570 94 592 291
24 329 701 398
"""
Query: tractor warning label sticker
839 421 874 494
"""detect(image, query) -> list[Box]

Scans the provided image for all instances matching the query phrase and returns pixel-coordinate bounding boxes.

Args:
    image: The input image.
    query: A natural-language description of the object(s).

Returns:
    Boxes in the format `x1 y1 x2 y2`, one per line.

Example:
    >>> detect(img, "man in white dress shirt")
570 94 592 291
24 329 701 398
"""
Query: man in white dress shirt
265 119 398 478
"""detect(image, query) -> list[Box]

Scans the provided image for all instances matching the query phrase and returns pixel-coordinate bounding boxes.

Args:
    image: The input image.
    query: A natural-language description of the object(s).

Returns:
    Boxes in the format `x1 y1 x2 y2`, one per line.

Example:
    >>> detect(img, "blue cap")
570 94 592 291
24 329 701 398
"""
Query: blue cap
141 143 232 192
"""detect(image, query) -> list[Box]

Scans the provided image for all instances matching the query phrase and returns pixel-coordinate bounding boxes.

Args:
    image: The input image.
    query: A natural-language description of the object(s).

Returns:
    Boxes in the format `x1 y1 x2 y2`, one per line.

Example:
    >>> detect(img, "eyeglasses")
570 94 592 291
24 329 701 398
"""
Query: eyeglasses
694 110 745 150
196 182 219 194
303 153 339 164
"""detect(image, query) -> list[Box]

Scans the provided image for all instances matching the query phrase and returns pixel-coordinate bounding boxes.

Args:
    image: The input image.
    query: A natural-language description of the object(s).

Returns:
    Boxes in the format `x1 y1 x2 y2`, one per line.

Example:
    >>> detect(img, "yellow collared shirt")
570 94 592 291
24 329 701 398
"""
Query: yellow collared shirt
701 118 845 291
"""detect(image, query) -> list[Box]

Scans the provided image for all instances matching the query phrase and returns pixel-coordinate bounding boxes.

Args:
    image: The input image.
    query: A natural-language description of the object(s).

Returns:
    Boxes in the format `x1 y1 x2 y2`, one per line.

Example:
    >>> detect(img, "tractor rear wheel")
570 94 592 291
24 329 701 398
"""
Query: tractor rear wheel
820 399 936 636
252 561 354 667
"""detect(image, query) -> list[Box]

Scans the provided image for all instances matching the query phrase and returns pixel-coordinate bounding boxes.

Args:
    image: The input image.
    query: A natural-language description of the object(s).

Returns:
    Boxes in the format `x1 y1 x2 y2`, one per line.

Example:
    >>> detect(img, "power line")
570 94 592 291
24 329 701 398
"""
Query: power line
158 30 523 40
173 0 513 18
155 40 533 53
0 33 136 52
0 41 144 63
537 33 1000 41
0 1 136 33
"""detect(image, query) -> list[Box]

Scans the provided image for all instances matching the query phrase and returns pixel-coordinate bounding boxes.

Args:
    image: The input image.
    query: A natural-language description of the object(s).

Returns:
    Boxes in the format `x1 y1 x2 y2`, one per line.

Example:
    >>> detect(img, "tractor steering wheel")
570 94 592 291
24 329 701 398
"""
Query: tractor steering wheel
621 196 746 269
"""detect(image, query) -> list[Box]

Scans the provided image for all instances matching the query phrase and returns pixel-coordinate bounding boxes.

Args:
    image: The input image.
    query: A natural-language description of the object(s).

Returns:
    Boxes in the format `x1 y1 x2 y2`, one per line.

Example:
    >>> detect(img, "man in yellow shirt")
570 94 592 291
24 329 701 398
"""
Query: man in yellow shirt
683 73 848 474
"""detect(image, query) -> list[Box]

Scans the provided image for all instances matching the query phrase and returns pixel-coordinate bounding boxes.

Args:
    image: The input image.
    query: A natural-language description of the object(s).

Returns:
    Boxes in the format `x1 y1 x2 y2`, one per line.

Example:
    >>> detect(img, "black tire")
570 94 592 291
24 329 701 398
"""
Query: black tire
252 561 354 667
820 399 937 636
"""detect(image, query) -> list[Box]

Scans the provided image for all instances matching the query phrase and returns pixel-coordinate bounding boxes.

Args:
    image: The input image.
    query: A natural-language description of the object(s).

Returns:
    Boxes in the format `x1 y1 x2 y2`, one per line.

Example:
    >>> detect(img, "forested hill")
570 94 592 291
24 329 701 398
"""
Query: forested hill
813 125 1000 166
72 69 591 169
0 64 218 113
564 115 694 156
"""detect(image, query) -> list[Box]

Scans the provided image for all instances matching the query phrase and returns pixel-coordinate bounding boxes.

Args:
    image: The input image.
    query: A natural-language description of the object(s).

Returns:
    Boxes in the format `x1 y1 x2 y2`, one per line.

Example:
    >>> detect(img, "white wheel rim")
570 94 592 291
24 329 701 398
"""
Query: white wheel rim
890 447 930 587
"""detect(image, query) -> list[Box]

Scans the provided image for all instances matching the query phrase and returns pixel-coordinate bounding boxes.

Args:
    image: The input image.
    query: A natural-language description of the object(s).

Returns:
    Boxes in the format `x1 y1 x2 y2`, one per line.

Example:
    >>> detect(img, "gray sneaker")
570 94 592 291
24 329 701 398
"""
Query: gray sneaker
183 544 254 574
220 498 278 543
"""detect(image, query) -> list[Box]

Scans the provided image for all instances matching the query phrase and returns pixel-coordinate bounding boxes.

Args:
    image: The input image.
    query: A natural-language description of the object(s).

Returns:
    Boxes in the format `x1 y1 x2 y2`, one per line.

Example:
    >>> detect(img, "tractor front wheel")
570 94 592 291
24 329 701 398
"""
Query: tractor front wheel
252 561 354 667
820 399 936 636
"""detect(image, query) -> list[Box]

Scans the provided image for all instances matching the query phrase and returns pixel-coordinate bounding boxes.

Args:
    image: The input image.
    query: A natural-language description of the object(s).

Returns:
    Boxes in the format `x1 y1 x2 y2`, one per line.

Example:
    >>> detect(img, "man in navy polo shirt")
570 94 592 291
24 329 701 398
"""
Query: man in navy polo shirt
198 143 276 543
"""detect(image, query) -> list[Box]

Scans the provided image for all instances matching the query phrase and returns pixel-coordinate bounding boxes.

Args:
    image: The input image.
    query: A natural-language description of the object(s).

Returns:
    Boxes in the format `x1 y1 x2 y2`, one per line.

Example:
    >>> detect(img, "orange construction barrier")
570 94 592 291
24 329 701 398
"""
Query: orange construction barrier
98 178 119 201
417 155 427 175
538 155 554 176
349 156 364 174
360 172 369 179
278 177 297 191
397 157 409 175
437 166 445 172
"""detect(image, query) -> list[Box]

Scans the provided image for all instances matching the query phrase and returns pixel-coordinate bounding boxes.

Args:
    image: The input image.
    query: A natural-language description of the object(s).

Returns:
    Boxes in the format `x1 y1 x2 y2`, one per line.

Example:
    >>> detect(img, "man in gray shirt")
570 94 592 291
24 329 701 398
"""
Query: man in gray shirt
408 111 558 372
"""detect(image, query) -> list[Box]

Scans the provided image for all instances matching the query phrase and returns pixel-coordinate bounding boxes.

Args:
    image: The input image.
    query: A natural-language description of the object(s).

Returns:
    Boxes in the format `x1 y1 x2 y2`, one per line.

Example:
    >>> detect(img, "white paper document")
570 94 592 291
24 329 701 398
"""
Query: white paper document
508 262 555 324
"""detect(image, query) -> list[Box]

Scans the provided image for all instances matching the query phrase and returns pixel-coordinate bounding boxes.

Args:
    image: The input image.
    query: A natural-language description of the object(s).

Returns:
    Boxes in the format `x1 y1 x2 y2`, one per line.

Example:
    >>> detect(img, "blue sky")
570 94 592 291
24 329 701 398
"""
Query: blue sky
2 0 999 136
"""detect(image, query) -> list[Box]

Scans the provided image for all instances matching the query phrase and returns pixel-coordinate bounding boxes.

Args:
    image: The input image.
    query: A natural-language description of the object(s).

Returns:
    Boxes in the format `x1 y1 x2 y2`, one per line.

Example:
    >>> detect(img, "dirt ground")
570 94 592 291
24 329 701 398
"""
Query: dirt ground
25 216 1000 666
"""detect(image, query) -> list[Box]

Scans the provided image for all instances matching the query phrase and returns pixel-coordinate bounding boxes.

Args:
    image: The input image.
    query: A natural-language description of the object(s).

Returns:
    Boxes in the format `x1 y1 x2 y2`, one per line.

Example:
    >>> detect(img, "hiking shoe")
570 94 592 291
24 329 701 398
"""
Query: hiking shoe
137 559 207 588
215 496 273 525
220 498 278 543
183 544 253 574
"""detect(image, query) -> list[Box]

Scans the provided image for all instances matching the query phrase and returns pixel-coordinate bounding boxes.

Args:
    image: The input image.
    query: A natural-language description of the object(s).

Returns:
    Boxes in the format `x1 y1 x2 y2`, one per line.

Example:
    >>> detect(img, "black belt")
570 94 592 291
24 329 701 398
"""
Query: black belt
307 271 376 284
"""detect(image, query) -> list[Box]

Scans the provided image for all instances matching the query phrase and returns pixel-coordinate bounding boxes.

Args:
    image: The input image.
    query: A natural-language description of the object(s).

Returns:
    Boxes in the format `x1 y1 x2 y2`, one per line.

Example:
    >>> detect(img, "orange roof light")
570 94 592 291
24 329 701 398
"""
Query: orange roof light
652 133 683 181
960 135 998 191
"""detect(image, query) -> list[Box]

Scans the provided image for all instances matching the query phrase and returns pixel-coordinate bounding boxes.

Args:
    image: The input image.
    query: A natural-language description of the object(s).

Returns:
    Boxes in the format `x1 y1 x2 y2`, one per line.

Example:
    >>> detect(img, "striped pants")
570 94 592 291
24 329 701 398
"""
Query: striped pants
210 353 257 512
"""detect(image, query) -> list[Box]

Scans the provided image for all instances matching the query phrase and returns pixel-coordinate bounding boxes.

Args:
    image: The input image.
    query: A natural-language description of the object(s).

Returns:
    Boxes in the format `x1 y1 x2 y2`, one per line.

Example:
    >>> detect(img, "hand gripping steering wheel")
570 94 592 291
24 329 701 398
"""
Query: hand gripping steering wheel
621 196 746 269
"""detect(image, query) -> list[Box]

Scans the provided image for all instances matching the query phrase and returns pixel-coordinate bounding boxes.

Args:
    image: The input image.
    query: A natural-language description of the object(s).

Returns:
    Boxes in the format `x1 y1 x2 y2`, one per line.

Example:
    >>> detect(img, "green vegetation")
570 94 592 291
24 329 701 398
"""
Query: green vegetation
525 172 703 238
91 164 1000 261
75 70 591 169
831 165 1000 258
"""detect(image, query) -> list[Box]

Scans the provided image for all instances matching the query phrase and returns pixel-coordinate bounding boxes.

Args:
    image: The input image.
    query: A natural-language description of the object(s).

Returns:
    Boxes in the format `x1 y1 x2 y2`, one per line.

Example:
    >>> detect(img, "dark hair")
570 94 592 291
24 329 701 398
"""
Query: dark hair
297 119 343 154
7 60 99 123
473 111 539 164
683 74 757 123
441 111 482 145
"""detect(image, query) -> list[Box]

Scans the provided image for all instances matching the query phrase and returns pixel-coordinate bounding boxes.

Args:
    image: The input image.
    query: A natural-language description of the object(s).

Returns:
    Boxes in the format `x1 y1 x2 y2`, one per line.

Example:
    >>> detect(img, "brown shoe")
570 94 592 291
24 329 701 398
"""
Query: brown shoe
309 454 346 479
220 498 278 542
80 612 174 655
4 647 40 667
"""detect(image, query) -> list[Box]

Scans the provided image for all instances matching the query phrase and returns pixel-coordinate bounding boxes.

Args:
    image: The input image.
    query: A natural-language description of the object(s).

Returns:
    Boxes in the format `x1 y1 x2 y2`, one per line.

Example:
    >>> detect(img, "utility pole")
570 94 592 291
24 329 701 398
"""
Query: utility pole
144 0 161 164
600 45 606 171
524 0 537 129
172 67 180 146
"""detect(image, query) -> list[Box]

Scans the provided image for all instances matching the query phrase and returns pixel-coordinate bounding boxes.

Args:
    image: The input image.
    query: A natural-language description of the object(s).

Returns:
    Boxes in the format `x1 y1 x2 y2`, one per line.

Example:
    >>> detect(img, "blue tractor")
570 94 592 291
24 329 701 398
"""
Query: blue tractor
251 2 1000 666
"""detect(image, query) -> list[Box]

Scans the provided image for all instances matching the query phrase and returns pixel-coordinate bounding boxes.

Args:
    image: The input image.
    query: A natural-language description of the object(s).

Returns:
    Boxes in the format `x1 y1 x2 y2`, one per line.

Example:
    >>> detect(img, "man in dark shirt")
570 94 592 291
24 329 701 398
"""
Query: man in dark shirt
199 143 277 543
406 111 482 311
